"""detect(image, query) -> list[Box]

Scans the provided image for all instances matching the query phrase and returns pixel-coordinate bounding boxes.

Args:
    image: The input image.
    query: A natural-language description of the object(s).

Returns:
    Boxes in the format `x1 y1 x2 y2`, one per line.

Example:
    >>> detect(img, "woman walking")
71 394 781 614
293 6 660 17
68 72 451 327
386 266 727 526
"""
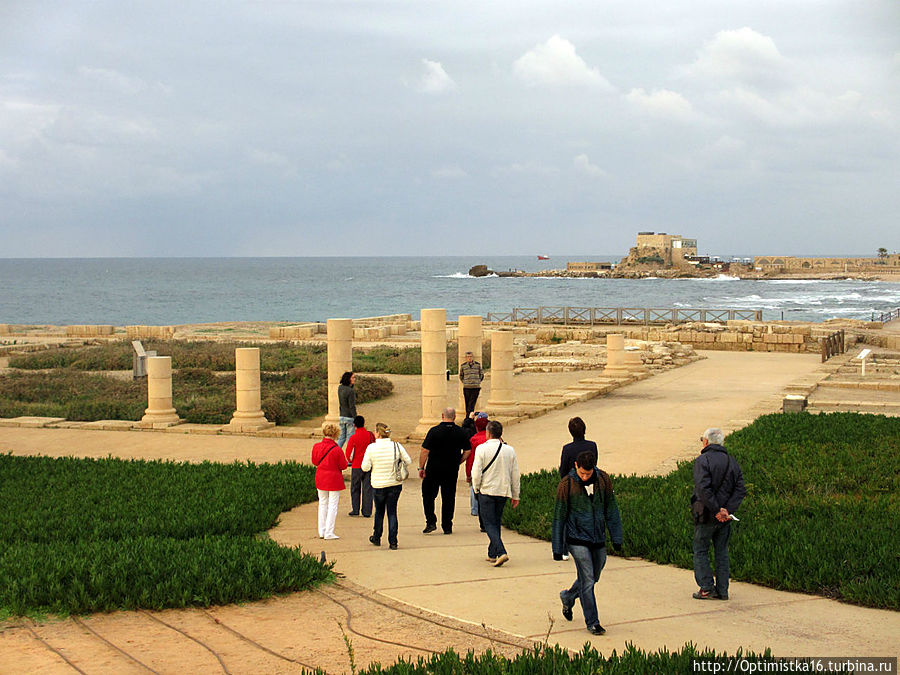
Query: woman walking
312 421 348 540
337 371 357 449
361 422 411 550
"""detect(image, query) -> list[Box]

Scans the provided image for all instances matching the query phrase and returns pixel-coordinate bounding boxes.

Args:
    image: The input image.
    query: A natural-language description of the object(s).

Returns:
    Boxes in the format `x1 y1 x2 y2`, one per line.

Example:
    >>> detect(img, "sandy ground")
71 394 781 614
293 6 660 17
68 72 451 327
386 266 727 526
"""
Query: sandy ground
2 351 899 673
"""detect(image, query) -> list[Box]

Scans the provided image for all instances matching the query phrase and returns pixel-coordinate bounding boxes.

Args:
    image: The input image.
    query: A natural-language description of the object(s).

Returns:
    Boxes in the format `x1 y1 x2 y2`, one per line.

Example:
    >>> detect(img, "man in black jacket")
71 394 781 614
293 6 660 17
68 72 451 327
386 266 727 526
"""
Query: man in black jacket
692 428 746 600
559 417 598 477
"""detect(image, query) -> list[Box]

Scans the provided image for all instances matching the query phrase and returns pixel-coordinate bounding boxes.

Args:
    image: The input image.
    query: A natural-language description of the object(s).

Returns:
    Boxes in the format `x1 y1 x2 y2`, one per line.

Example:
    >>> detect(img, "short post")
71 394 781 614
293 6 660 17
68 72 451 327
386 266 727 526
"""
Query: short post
486 330 516 412
415 308 448 437
139 356 182 428
603 333 629 377
457 315 483 417
226 347 274 432
326 319 353 424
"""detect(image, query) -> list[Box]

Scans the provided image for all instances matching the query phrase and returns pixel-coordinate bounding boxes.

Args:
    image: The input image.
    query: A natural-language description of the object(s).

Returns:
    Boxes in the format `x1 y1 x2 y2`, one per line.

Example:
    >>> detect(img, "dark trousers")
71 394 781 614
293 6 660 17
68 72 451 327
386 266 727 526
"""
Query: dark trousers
477 493 508 558
373 485 402 546
693 521 732 598
422 470 459 532
463 387 481 416
349 468 373 516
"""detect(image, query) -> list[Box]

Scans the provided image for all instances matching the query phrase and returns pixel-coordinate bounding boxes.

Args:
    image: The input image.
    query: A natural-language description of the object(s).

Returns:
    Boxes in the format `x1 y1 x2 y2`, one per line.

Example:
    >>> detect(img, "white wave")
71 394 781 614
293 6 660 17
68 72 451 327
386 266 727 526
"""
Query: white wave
344 277 354 281
763 279 836 285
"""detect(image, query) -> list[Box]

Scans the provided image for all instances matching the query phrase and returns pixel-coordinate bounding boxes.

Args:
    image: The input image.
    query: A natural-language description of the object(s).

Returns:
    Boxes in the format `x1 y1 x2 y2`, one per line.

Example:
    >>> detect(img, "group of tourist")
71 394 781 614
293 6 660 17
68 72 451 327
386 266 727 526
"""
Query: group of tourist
313 367 746 636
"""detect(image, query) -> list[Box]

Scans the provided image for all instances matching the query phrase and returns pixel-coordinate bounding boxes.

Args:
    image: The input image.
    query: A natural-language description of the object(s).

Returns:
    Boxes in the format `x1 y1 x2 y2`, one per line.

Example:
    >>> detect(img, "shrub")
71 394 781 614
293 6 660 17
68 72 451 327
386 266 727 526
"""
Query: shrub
503 413 900 610
0 370 392 425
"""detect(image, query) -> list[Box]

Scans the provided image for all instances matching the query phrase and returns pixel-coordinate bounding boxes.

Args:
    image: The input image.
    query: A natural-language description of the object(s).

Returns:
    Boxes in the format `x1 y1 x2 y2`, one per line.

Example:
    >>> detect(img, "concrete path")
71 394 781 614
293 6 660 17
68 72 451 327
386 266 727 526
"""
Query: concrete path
2 351 898 659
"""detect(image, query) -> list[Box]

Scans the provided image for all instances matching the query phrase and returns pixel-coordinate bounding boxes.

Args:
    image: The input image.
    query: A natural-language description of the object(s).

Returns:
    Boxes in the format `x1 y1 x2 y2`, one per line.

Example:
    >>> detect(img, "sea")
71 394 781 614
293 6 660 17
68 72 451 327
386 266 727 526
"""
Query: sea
2 257 899 326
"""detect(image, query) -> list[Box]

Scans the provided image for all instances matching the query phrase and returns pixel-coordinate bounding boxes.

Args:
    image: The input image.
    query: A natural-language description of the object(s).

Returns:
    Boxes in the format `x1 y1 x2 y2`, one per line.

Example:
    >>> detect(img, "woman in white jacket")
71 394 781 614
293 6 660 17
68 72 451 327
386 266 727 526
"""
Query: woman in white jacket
361 422 411 550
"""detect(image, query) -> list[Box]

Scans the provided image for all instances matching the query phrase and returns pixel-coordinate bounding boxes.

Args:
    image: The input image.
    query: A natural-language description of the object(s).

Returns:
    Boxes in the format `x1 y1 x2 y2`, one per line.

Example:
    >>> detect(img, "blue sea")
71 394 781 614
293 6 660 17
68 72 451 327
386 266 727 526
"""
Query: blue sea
2 257 899 325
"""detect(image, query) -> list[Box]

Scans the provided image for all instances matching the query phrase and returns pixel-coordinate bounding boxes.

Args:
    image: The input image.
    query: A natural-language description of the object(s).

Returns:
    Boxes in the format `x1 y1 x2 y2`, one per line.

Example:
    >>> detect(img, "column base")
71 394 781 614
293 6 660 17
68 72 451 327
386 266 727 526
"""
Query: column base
138 409 183 429
225 411 275 433
602 366 631 378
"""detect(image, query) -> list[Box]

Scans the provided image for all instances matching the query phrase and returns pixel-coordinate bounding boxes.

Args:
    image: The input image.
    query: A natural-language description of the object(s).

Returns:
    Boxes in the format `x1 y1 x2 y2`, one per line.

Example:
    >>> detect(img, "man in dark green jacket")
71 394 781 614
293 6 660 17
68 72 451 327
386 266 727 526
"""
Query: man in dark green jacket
552 451 623 636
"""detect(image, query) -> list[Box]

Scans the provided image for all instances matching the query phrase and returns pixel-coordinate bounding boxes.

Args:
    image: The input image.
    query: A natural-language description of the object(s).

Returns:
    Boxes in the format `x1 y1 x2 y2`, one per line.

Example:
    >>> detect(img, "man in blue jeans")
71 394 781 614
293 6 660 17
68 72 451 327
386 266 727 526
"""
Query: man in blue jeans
471 420 520 567
691 428 746 600
552 451 623 636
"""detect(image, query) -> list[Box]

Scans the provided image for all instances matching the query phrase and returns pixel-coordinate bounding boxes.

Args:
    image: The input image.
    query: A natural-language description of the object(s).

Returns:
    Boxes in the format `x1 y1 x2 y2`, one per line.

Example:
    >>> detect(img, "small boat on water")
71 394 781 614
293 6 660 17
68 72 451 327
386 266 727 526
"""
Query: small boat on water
537 254 550 260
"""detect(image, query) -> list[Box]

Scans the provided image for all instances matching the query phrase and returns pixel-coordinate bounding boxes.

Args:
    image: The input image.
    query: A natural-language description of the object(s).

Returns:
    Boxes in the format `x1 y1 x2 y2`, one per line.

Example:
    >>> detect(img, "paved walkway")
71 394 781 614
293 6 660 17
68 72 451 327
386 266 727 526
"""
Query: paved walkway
2 351 898 659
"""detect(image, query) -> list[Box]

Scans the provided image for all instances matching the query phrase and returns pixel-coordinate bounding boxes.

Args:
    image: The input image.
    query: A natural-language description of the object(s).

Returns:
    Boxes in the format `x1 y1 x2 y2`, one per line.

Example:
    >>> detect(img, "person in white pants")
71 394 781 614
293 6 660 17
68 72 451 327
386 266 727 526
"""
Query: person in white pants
312 422 348 540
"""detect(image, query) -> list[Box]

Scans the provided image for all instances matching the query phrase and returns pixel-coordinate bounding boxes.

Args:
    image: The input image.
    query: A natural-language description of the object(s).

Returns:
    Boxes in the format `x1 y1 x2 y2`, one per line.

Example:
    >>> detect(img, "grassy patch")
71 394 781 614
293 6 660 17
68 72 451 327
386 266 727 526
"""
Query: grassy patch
307 643 776 674
0 369 392 425
0 454 330 615
503 413 900 610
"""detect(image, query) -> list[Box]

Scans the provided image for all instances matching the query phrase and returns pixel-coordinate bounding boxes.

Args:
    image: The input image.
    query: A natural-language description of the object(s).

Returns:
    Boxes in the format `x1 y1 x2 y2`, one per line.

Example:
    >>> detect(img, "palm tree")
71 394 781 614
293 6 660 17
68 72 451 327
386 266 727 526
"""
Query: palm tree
877 247 888 263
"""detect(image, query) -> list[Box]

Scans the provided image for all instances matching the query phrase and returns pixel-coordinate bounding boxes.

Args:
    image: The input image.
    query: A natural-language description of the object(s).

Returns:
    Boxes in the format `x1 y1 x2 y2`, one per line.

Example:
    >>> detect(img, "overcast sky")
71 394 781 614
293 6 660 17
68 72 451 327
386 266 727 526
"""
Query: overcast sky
1 1 898 258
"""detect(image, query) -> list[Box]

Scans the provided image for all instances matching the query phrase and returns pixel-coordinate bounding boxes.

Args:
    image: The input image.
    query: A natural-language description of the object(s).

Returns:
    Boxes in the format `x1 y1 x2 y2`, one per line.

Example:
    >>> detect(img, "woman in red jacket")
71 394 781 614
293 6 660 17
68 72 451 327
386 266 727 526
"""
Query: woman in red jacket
312 422 348 540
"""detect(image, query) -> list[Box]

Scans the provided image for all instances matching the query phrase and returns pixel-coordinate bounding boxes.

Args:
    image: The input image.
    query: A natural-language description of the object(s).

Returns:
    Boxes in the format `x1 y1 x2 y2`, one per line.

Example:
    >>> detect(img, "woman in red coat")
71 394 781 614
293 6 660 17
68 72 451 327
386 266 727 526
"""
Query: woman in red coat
312 422 348 539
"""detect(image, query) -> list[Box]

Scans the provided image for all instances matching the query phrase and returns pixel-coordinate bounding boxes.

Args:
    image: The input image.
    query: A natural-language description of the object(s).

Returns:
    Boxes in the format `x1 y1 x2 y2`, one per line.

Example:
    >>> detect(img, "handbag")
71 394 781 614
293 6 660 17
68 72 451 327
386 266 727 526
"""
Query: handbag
393 442 409 482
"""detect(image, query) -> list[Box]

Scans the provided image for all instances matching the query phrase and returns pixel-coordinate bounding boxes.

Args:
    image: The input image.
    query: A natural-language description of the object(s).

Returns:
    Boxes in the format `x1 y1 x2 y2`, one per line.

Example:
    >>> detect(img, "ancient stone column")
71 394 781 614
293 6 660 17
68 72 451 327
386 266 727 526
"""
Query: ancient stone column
139 356 182 428
625 345 648 373
603 333 630 377
227 347 274 431
415 308 447 437
326 318 353 424
457 315 483 417
487 330 516 412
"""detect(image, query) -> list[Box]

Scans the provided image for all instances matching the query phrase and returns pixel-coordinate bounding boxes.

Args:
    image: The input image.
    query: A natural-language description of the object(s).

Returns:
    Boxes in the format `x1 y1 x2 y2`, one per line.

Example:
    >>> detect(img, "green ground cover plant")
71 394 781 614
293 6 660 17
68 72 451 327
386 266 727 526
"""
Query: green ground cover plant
0 369 392 425
0 454 330 615
504 412 900 610
8 340 491 375
306 643 775 675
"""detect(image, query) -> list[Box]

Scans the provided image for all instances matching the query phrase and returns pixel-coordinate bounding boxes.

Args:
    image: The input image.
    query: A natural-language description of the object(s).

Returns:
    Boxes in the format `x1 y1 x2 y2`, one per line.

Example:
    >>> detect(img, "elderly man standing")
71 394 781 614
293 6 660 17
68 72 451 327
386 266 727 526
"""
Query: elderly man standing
472 420 520 567
691 428 746 601
418 407 472 535
458 351 484 416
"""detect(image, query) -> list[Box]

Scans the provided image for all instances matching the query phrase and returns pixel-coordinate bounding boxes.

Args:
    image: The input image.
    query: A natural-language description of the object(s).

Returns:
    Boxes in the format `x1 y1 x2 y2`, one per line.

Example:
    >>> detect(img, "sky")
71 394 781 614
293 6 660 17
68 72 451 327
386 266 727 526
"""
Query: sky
1 1 898 258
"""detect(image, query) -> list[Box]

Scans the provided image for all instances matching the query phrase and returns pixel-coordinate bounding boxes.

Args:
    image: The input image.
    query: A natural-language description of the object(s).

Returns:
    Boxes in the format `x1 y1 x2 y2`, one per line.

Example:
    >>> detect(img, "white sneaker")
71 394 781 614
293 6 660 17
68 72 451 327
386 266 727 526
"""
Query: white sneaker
324 534 340 540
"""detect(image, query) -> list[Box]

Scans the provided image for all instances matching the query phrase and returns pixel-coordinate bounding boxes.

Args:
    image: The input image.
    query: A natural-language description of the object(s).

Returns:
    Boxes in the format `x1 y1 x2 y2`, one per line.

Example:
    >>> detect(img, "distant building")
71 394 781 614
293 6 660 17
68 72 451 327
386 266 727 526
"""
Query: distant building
754 255 900 272
634 232 698 265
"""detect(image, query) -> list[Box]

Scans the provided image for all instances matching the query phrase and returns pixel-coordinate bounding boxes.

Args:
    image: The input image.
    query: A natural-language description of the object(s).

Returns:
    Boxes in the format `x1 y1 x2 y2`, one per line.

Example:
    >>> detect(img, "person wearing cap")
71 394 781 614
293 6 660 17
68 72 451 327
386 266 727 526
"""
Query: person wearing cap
458 351 484 416
465 412 490 525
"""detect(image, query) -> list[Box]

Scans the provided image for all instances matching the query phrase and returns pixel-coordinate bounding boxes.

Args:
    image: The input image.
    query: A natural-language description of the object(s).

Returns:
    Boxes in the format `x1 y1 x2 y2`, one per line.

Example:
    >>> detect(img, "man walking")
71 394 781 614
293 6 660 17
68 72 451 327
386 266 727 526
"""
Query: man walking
345 415 375 517
552 451 623 636
559 416 598 477
471 420 520 567
692 428 746 601
458 351 484 416
418 407 471 535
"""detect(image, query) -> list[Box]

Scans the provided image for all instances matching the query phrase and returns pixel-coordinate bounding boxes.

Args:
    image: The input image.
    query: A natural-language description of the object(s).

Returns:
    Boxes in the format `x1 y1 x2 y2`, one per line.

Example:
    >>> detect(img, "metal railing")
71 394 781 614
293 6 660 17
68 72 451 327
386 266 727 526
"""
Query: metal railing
485 306 762 325
821 329 845 362
872 307 900 323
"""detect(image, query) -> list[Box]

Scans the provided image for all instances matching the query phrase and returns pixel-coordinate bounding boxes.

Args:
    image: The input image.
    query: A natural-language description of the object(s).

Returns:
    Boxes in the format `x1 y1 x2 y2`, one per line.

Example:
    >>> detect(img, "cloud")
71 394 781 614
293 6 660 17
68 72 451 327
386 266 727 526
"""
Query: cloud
512 35 613 90
573 153 607 178
625 88 694 121
714 85 865 127
492 160 559 177
247 148 296 176
431 165 467 178
419 59 457 94
688 27 789 88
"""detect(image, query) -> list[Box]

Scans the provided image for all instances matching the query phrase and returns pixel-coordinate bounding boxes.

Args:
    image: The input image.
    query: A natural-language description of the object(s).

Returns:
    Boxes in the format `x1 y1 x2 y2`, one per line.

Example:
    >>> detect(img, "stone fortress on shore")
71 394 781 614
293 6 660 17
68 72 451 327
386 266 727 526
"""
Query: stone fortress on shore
470 232 900 280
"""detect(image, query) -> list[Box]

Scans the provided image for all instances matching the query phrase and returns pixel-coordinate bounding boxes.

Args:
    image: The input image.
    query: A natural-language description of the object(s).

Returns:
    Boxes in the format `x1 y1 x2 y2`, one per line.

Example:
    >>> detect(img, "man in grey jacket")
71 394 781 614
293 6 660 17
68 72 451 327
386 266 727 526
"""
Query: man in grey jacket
692 427 746 601
471 421 520 567
458 351 484 416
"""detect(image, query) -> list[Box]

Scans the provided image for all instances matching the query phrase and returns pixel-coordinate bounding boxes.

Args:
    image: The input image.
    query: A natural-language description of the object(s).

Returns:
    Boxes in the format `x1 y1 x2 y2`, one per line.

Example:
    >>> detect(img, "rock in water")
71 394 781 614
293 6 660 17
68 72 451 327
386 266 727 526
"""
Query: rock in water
468 264 492 277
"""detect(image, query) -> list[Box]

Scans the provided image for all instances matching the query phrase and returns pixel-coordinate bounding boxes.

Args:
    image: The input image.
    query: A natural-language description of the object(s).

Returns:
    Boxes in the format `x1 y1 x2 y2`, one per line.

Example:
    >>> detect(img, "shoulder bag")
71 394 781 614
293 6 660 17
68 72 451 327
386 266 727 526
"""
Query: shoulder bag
393 442 409 482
